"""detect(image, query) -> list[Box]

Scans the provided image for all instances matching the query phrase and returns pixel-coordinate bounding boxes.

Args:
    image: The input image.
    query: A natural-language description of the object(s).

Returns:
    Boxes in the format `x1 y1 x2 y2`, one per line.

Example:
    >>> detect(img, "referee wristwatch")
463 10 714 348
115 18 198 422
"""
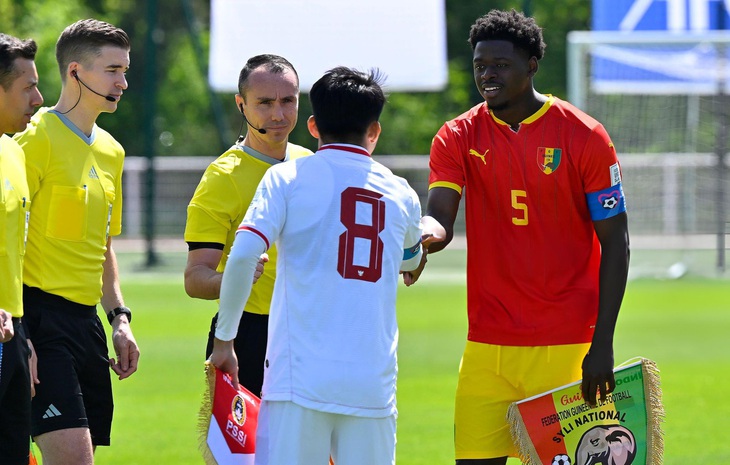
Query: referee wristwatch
107 306 132 325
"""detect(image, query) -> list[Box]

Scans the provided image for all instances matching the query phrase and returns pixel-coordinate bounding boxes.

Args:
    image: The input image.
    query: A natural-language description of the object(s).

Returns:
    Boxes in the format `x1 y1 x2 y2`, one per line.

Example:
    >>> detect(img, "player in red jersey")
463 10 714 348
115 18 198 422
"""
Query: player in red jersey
414 9 630 465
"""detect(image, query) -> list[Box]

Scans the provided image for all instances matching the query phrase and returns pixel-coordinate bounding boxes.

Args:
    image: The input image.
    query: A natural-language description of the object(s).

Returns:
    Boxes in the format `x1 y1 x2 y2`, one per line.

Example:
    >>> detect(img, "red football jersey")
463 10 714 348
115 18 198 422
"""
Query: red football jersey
429 96 625 346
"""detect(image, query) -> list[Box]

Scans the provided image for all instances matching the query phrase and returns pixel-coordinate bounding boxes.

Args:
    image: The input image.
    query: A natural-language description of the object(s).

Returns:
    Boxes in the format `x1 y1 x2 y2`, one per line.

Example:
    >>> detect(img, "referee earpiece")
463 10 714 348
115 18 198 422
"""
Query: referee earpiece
236 103 246 143
238 103 267 135
70 69 116 102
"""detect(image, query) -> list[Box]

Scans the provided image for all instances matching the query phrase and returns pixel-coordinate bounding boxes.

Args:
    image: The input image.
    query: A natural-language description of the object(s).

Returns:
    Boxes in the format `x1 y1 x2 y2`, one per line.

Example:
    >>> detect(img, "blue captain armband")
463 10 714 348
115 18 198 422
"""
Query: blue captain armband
401 239 423 272
403 239 422 261
586 183 627 221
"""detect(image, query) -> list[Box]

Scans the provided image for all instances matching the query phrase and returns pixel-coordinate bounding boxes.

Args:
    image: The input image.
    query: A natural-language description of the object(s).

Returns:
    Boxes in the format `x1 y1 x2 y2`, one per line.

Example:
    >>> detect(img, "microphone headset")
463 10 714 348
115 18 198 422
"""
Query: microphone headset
238 103 267 135
72 70 117 102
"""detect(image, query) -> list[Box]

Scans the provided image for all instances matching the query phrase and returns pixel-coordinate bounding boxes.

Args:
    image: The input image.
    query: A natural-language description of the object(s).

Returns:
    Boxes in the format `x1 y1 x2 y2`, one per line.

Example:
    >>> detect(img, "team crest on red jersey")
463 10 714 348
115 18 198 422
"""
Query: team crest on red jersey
537 147 562 175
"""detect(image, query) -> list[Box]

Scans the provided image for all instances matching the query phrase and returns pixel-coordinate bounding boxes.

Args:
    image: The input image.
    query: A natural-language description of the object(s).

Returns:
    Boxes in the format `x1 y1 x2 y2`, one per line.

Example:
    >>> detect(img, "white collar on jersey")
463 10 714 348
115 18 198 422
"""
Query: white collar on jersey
318 143 370 157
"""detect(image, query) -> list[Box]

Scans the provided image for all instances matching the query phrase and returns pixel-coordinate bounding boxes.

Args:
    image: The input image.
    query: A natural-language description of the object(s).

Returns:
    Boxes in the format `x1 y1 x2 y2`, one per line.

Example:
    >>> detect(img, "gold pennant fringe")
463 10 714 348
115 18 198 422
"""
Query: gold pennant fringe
197 361 218 465
642 358 665 464
507 401 541 464
508 358 665 465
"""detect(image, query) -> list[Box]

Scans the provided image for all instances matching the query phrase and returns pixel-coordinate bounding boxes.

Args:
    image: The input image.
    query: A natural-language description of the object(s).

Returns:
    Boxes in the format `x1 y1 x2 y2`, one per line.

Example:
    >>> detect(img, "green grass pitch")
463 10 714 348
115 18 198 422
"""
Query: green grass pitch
62 249 727 464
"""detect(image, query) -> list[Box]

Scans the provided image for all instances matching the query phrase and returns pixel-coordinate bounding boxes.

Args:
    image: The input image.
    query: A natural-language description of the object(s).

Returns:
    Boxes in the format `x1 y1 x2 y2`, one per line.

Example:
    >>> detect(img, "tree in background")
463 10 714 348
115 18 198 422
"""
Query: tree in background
0 0 213 157
0 0 590 156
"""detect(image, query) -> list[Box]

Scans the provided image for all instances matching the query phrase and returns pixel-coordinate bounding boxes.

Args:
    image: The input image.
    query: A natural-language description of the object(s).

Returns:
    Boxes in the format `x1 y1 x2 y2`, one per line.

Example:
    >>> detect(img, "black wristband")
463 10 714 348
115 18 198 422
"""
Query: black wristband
107 306 132 325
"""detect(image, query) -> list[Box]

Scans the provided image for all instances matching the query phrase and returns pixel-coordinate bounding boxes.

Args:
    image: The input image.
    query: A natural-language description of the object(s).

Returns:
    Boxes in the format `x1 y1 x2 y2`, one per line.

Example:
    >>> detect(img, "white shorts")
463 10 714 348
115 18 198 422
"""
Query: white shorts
254 400 396 465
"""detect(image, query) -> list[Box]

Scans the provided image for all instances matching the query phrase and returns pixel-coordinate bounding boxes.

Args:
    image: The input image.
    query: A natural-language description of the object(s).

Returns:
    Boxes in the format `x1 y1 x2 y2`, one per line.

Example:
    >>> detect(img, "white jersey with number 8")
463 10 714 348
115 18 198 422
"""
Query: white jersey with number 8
237 144 422 418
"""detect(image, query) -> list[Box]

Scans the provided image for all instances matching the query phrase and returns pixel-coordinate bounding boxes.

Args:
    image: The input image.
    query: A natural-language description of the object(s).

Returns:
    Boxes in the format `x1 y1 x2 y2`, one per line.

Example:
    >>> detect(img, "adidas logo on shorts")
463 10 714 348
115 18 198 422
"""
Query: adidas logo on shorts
42 404 62 419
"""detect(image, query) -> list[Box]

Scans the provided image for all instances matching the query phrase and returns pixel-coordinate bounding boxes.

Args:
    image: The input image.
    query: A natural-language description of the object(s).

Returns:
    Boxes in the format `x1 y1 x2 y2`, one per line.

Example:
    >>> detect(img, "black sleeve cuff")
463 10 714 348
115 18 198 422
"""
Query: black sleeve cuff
187 241 225 251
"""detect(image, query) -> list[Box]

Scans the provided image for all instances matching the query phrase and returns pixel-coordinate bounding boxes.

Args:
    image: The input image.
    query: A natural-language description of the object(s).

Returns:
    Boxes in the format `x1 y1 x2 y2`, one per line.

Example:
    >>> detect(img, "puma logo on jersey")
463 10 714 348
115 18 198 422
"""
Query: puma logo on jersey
468 149 489 165
88 166 99 179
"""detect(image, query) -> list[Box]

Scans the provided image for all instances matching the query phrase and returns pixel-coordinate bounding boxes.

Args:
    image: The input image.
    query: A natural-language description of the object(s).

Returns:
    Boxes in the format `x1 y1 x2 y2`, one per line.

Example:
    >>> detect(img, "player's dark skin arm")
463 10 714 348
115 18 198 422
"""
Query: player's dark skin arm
581 212 630 407
402 187 461 284
425 187 461 253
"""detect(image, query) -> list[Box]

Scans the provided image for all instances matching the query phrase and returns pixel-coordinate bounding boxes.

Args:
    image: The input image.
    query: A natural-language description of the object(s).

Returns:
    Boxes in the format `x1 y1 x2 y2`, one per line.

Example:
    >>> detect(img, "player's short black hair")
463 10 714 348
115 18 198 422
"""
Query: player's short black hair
56 19 130 81
468 9 546 60
238 54 299 98
0 33 38 90
309 66 386 142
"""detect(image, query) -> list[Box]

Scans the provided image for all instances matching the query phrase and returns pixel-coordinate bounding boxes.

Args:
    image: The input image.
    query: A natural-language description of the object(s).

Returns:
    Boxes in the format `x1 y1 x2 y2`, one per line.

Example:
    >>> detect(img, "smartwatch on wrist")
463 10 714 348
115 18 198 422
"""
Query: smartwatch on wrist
107 306 132 325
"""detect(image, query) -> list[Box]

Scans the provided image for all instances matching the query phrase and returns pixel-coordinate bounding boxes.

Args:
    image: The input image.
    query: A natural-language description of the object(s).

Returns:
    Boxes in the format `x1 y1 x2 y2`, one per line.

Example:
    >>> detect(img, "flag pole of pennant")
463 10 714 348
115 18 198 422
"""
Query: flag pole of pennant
198 361 261 465
507 358 664 465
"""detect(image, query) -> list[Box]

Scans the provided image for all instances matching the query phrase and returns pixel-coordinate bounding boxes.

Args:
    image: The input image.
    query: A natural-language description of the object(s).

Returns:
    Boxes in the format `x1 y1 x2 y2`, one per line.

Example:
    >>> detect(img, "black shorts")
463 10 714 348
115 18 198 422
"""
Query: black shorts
0 319 31 464
23 286 113 446
206 311 268 397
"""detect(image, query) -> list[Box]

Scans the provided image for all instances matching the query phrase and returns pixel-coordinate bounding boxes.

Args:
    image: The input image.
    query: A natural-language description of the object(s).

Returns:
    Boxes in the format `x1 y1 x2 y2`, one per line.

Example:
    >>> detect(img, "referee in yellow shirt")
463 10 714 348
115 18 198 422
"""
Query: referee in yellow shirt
0 32 43 465
13 20 139 465
184 55 312 396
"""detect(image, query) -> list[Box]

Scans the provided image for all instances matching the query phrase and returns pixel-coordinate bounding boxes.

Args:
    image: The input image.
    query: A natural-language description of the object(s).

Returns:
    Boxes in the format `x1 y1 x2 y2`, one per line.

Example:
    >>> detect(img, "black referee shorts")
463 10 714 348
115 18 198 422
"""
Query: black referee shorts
23 286 113 446
206 311 268 397
0 319 31 465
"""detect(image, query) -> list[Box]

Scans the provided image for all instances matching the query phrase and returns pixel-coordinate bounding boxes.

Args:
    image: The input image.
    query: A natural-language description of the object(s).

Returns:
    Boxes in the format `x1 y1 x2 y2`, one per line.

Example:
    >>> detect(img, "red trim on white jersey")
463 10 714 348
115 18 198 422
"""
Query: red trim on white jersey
237 225 270 250
318 144 371 157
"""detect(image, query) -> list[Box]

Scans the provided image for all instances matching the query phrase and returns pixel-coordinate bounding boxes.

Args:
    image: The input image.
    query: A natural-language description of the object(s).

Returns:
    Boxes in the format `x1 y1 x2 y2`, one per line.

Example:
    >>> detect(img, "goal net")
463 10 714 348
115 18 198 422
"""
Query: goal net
567 30 730 277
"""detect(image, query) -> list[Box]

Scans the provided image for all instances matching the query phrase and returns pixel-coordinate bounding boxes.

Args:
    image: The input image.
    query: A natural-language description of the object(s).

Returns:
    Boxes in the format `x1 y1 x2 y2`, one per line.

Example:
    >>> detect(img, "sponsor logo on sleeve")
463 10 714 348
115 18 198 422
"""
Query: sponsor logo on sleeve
610 163 621 186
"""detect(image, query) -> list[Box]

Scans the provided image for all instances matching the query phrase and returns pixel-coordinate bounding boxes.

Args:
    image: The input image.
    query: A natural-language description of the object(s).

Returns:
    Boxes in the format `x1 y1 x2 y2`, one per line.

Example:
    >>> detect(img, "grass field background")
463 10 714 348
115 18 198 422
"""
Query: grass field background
70 247 730 464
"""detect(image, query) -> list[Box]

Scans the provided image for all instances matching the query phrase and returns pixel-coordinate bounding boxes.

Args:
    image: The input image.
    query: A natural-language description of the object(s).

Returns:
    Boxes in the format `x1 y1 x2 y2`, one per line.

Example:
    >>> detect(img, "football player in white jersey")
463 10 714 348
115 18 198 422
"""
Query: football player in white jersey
210 66 444 465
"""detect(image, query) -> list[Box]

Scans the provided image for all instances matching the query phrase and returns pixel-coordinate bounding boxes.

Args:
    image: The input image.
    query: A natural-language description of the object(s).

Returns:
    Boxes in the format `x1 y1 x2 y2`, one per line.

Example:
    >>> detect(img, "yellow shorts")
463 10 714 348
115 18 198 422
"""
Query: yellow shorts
454 341 590 460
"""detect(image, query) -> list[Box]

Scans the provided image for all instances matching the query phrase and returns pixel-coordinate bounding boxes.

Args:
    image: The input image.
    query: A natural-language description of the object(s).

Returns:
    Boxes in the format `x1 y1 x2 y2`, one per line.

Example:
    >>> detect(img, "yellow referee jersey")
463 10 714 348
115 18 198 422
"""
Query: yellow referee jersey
0 135 30 317
14 108 124 306
185 143 312 315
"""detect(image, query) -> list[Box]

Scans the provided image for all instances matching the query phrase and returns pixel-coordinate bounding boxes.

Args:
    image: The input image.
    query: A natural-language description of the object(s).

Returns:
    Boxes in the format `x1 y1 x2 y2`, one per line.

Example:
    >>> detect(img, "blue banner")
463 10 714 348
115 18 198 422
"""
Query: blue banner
590 0 730 94
593 0 730 32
